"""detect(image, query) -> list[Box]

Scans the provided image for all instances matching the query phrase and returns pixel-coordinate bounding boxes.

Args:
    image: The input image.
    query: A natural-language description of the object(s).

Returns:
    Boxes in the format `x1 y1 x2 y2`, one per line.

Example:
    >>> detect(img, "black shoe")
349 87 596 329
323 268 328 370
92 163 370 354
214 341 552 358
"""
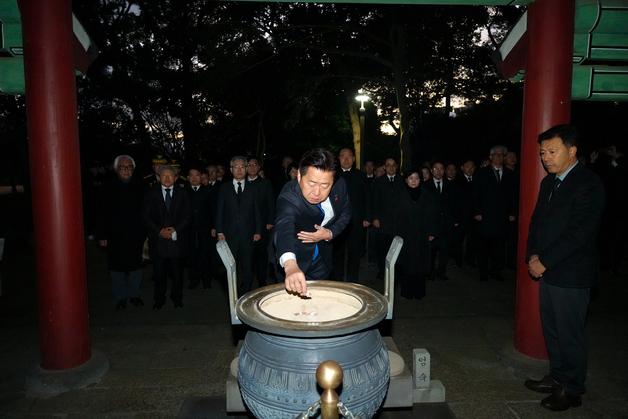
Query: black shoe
173 301 183 308
115 299 127 310
438 274 450 281
153 302 164 310
541 388 582 411
188 281 200 290
524 375 561 394
130 297 144 307
479 275 489 281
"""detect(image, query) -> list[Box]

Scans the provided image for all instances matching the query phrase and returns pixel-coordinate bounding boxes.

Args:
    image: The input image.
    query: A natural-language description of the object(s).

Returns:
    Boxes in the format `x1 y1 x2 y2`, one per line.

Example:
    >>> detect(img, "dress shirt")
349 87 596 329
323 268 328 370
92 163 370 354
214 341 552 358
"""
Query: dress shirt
232 178 245 193
160 185 177 241
433 178 443 192
556 161 579 182
492 166 503 181
192 186 200 192
279 196 335 268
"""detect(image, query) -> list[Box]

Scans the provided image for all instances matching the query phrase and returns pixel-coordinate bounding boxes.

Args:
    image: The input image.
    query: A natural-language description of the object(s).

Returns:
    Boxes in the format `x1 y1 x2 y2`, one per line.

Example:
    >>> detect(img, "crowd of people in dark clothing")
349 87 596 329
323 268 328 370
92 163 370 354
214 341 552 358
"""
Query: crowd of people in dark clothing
93 142 626 310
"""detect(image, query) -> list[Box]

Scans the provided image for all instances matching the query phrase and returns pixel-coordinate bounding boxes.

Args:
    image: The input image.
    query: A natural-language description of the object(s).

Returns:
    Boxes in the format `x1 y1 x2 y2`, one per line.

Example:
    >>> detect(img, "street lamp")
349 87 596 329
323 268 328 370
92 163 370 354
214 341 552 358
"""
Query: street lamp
355 89 370 168
355 89 370 111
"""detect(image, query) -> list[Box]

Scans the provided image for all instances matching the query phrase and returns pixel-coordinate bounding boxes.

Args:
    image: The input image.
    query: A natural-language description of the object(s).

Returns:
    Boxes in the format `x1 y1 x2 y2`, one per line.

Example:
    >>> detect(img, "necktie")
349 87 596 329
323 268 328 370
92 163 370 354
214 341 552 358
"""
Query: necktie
437 181 441 194
549 177 562 202
389 176 394 183
312 203 325 261
237 182 242 195
165 188 172 211
495 169 501 182
193 187 198 192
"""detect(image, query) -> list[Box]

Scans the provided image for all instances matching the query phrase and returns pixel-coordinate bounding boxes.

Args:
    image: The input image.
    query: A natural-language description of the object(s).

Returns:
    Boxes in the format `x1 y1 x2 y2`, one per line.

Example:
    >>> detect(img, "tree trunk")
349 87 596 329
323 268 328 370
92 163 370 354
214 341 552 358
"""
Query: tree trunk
389 23 412 174
348 101 362 168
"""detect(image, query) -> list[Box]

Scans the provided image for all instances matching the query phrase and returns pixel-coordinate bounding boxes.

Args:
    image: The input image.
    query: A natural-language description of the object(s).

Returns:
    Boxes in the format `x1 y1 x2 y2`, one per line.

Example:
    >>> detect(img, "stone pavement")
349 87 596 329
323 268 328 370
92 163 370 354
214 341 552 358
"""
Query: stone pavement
1 237 627 418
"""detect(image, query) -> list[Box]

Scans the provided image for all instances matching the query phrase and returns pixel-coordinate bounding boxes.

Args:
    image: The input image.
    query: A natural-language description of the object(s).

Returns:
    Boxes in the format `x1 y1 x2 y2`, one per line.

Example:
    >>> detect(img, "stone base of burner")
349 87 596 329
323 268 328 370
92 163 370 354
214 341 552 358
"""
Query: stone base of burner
226 337 446 414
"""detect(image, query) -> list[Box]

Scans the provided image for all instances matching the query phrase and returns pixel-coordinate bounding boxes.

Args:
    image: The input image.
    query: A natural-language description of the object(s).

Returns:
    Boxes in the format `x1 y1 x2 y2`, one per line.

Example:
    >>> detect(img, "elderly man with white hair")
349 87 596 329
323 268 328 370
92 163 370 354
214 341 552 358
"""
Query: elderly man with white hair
97 155 147 310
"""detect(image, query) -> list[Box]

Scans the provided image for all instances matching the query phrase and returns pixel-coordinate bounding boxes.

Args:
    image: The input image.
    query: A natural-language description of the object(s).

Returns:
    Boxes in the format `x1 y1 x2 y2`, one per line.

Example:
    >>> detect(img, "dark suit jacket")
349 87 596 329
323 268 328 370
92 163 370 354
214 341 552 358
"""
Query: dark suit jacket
206 181 220 230
456 175 476 227
473 166 516 237
338 168 368 225
526 163 605 288
142 185 191 258
372 175 405 235
273 178 351 278
186 185 211 245
423 178 460 236
248 177 275 228
215 179 262 246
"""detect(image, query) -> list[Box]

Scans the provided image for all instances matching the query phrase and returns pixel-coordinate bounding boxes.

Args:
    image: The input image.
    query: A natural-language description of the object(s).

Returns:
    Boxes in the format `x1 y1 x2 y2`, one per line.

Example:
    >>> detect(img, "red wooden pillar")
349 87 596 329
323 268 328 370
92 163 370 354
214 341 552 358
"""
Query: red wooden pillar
20 0 91 369
514 0 575 359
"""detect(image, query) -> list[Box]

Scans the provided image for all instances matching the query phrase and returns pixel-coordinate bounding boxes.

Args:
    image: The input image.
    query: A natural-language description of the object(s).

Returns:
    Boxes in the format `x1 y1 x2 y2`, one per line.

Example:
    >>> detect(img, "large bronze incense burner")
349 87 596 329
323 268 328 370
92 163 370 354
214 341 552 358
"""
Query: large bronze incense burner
217 238 403 418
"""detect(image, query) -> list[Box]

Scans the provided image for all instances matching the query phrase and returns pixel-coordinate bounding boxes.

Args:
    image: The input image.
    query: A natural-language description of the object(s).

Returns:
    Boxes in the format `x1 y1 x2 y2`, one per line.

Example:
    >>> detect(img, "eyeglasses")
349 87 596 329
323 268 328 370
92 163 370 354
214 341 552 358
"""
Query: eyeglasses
118 165 134 171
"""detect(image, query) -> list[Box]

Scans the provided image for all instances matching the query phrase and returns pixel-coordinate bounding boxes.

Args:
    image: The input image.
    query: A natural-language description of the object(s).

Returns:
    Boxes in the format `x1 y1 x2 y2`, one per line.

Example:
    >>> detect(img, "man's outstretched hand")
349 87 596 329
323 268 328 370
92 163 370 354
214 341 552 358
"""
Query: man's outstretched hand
284 259 308 296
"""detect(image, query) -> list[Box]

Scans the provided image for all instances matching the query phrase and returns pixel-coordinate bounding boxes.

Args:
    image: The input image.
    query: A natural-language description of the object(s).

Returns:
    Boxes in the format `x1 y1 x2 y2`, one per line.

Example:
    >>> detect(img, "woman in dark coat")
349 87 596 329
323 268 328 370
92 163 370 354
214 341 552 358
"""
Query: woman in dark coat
395 170 438 300
96 155 147 309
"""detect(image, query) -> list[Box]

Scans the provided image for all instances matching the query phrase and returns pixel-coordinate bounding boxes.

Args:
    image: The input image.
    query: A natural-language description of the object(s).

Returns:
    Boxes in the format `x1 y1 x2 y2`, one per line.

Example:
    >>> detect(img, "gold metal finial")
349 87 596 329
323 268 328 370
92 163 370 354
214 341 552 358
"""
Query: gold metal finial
316 360 343 390
316 360 343 419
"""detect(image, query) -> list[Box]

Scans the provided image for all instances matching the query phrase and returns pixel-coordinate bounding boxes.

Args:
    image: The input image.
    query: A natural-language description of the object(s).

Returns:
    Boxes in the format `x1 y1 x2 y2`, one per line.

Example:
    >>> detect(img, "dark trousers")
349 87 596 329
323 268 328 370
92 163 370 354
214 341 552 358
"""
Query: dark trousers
506 220 518 269
252 232 271 286
227 236 254 294
477 235 505 278
188 233 211 287
376 232 394 277
153 256 183 304
463 221 479 266
540 281 590 395
333 222 363 282
429 234 450 277
449 225 463 266
366 226 378 264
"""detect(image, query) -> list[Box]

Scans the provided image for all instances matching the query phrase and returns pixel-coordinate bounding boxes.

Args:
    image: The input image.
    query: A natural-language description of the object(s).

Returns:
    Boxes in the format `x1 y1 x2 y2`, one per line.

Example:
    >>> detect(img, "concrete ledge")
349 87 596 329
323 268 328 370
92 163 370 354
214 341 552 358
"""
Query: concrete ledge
382 336 413 408
413 379 445 403
226 375 246 412
226 341 246 413
25 349 109 398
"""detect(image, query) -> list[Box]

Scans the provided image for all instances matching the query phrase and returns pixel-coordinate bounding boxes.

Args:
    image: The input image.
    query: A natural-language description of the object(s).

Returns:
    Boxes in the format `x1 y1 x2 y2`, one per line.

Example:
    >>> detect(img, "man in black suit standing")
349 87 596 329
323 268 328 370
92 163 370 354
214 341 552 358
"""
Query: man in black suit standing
274 149 351 296
473 145 516 281
524 124 605 411
143 165 191 309
185 167 212 289
458 160 477 267
215 156 262 294
371 158 404 279
423 161 460 280
334 148 369 282
206 164 221 278
247 157 275 286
